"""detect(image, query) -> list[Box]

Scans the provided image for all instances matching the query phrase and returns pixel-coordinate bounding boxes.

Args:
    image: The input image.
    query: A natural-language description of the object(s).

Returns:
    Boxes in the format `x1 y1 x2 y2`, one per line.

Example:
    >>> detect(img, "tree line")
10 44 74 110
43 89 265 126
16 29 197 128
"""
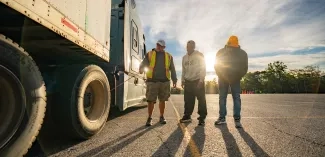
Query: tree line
171 61 325 94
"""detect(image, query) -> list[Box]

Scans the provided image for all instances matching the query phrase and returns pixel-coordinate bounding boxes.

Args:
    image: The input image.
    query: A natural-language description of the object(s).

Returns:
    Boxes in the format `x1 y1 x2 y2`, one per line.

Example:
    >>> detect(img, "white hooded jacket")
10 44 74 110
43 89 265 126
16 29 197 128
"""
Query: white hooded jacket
181 50 206 84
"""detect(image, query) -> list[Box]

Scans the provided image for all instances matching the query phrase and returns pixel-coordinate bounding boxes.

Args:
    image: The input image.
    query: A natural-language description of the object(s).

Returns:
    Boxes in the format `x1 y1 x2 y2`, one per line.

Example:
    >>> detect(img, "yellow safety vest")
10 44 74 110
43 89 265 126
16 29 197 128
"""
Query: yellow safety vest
146 50 171 80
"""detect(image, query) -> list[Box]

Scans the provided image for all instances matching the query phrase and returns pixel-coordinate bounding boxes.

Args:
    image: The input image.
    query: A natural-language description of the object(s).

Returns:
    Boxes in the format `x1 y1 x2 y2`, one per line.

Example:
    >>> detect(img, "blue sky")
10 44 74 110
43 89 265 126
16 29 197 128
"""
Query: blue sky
136 0 325 81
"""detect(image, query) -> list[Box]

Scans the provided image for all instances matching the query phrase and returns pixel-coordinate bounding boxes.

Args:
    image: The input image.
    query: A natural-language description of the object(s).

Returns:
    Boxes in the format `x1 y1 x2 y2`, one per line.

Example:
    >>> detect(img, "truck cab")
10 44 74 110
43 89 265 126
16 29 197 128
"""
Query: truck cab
110 0 147 111
0 0 147 156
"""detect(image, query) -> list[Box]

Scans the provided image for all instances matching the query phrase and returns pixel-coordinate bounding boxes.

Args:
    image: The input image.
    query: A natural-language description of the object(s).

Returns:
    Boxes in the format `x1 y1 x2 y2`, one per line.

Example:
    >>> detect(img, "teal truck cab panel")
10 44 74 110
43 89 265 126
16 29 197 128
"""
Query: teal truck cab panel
110 0 147 110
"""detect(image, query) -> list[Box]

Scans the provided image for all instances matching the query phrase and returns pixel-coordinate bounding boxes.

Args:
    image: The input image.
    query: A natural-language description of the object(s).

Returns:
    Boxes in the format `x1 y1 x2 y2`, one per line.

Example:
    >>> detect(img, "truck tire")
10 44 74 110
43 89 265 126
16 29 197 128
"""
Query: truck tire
54 65 110 139
0 35 46 157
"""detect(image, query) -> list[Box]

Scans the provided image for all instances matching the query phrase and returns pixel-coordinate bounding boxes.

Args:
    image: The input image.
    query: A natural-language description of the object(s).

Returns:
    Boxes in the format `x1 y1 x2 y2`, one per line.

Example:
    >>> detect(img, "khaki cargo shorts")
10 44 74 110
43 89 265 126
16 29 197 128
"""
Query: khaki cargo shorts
146 81 171 103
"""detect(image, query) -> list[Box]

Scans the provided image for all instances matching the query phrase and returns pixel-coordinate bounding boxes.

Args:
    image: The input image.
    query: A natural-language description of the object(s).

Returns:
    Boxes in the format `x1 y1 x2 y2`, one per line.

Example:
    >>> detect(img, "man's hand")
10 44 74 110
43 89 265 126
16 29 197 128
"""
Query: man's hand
181 81 185 89
173 82 177 88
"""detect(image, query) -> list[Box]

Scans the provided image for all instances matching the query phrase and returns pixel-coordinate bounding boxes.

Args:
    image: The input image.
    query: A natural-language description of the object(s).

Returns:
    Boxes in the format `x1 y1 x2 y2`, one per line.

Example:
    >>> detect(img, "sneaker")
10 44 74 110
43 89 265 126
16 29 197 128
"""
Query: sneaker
180 116 192 123
235 120 242 128
160 116 167 124
146 117 152 126
214 118 226 125
198 119 205 126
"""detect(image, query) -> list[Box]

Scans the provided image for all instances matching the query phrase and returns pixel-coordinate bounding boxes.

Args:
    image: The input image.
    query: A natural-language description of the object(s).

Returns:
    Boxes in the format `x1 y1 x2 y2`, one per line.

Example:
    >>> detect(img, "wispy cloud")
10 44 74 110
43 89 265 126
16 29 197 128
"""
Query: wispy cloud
137 0 325 53
249 51 325 72
136 0 325 80
249 46 325 58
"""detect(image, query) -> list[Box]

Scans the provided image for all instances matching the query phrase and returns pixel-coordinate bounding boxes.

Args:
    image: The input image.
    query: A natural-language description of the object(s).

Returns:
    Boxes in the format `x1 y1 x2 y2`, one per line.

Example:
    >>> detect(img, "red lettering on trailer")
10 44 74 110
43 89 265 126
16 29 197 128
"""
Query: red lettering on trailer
61 18 78 33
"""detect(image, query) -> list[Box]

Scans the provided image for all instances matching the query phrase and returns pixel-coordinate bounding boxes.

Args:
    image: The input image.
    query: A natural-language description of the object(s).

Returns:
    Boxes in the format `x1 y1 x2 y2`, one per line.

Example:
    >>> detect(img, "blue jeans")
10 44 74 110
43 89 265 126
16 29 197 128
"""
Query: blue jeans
218 78 241 120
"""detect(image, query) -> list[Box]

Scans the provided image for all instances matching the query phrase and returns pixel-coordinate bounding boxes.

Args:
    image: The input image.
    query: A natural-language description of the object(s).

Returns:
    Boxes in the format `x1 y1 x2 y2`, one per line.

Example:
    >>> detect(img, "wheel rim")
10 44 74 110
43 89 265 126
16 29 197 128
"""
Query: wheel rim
0 65 25 149
83 80 105 121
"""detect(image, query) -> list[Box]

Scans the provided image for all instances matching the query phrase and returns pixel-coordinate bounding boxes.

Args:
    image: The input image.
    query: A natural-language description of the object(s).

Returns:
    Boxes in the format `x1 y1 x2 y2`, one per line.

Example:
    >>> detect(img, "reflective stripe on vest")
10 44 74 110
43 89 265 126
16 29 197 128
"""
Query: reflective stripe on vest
147 50 171 80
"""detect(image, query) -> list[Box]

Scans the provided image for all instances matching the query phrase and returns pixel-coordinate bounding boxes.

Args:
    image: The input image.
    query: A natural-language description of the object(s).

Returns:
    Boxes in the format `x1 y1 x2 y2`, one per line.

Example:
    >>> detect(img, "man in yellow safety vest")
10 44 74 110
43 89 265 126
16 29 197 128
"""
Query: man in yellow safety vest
139 39 177 126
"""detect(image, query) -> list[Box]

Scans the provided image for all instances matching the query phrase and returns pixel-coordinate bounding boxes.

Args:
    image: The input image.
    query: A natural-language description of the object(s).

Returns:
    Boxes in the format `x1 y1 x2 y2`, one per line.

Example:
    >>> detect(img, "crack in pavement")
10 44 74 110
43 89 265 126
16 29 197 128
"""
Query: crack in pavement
111 121 122 128
263 121 325 147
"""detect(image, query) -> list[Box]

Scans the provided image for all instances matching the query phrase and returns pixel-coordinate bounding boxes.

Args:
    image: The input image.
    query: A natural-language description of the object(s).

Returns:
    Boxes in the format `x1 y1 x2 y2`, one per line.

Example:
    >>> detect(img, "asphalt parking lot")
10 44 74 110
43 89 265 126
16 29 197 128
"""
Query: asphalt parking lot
27 94 325 157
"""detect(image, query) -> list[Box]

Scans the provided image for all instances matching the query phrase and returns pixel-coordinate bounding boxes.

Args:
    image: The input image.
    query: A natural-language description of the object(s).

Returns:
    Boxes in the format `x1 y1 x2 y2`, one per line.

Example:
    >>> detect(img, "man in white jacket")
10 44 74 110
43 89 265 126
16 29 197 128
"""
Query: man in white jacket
180 40 207 126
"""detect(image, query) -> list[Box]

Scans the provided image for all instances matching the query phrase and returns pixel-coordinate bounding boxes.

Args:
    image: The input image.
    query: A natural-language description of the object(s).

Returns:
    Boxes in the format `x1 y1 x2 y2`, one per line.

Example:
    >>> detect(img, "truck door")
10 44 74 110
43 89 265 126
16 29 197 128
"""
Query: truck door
130 20 141 73
126 20 145 102
120 0 146 110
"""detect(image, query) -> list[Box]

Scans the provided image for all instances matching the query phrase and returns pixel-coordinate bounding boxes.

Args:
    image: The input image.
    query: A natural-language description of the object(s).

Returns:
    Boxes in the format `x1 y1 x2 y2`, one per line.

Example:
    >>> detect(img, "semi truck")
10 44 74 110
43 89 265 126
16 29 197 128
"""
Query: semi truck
0 0 147 156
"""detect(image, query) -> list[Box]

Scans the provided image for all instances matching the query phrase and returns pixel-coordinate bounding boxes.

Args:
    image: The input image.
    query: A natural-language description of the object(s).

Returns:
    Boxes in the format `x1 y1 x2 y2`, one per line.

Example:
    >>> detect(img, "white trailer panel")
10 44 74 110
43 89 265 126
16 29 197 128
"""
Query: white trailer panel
0 0 110 62
47 0 111 46
86 0 111 46
47 0 87 30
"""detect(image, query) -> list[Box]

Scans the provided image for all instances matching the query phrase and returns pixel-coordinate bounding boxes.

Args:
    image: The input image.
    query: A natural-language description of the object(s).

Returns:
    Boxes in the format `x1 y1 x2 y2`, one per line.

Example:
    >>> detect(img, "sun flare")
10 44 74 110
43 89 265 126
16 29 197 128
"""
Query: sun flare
204 53 216 72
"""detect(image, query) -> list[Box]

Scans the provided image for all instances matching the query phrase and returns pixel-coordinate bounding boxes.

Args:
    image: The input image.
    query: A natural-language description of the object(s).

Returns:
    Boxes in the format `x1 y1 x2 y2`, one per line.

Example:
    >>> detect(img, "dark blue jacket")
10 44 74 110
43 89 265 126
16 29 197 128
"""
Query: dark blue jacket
214 45 248 83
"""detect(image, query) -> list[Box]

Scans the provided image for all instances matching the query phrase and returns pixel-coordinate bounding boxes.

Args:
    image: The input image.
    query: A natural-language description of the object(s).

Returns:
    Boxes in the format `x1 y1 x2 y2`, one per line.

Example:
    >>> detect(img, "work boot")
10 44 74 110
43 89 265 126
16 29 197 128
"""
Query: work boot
214 118 226 125
146 117 152 126
160 116 167 124
198 119 205 126
180 115 192 123
235 119 242 128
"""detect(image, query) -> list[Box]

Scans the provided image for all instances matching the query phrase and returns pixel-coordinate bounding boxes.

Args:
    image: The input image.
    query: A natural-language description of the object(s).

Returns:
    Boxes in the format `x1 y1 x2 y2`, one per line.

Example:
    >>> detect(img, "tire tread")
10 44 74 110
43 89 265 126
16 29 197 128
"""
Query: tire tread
0 34 47 157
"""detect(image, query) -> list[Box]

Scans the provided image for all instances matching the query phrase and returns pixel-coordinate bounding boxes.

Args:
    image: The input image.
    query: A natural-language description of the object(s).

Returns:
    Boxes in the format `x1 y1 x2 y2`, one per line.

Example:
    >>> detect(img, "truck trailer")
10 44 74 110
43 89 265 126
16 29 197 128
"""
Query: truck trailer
0 0 147 156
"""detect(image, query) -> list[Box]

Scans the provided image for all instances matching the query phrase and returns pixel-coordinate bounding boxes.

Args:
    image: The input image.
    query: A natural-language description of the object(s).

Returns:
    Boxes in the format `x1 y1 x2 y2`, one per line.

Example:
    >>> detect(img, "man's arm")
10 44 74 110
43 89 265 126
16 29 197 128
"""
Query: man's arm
169 56 178 84
139 52 149 74
198 52 206 82
240 50 248 77
181 56 185 84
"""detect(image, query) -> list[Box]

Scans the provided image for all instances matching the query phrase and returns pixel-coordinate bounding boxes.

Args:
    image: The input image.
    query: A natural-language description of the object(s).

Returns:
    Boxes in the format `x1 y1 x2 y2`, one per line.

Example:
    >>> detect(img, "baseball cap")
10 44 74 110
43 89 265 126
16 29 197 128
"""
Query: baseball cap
157 39 166 47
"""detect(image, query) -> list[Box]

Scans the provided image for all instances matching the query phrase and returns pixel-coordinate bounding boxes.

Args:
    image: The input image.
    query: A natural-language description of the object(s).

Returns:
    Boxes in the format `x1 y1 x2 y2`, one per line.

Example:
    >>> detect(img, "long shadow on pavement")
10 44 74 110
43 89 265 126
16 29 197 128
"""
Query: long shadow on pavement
184 125 206 156
26 105 147 157
152 124 187 157
215 124 243 157
237 128 270 157
78 123 160 157
108 105 148 121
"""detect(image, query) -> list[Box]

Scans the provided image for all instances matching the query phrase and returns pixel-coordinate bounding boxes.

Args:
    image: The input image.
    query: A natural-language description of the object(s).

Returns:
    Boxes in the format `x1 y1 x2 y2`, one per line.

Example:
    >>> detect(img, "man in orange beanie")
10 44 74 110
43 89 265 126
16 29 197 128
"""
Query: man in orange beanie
214 35 248 128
